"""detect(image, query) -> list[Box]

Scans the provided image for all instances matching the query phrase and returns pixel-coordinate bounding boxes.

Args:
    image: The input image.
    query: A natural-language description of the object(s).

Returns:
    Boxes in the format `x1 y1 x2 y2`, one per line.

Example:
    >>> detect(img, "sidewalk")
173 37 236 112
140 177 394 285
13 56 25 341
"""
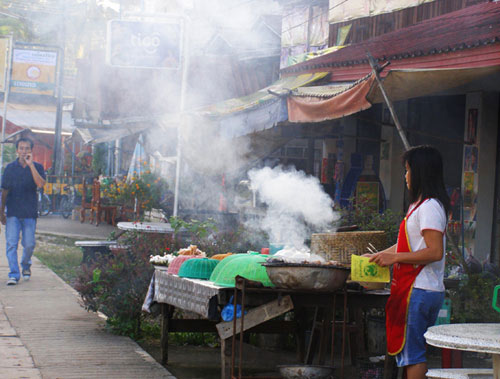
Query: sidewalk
0 217 176 378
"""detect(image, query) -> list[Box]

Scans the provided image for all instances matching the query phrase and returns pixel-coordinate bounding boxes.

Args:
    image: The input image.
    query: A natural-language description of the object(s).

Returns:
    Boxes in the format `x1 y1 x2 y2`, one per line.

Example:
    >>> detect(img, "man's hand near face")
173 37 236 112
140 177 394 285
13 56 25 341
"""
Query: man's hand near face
25 153 33 167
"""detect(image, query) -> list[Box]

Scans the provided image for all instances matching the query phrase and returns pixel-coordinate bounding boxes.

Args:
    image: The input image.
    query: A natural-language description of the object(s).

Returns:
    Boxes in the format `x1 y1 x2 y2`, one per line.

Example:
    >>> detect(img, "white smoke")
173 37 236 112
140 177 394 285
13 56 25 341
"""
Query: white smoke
248 166 338 249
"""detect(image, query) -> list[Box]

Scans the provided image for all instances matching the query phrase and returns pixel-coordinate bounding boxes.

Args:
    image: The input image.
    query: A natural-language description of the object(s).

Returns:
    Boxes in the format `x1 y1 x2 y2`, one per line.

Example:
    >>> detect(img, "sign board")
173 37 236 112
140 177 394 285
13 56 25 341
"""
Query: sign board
0 38 7 92
11 48 58 96
106 19 183 69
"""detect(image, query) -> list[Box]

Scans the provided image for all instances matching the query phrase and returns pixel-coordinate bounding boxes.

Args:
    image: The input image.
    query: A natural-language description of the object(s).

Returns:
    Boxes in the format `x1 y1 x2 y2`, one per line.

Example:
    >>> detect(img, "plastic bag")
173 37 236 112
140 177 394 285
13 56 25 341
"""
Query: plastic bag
221 296 245 321
351 255 390 283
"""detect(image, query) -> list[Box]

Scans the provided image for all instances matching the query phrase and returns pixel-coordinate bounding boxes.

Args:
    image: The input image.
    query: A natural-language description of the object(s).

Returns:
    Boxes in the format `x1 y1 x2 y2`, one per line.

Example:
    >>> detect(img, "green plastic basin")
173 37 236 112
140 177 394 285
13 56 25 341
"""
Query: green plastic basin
211 254 274 287
209 253 256 282
178 258 219 280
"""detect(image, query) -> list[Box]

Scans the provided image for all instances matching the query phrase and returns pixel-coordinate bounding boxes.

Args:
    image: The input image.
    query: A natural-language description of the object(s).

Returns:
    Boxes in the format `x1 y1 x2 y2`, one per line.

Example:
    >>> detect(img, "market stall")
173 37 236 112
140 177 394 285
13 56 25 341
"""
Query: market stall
143 230 392 379
148 269 389 379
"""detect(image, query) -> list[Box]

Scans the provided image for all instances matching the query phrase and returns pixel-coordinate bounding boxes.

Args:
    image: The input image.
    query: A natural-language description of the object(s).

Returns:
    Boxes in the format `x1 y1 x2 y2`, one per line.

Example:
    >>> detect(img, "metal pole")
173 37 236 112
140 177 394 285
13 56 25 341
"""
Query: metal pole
53 44 64 175
115 138 121 176
0 35 12 187
53 0 66 176
107 141 112 176
173 15 191 217
366 53 411 151
71 141 75 176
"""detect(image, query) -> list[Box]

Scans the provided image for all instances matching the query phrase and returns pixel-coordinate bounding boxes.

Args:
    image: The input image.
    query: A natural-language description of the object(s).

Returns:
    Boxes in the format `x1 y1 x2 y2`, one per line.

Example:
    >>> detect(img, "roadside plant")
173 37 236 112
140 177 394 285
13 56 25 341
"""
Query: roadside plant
448 272 500 323
338 195 402 245
75 230 167 338
99 171 169 214
169 216 217 247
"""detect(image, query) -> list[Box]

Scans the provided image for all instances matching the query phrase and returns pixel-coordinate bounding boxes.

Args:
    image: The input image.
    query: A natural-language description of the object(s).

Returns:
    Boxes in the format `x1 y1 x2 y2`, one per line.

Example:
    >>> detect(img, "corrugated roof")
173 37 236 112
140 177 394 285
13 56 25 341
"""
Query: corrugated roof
282 1 500 74
292 83 352 97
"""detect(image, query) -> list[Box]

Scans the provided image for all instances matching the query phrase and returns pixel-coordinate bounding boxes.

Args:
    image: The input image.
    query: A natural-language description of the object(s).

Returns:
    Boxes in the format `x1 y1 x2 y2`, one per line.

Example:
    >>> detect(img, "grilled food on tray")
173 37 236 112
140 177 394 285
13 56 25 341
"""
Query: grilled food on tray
178 244 206 256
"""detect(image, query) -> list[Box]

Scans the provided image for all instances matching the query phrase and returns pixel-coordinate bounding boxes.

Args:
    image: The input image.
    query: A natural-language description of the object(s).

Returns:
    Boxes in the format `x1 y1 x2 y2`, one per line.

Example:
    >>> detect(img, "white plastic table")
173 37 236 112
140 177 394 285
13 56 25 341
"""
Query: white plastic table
117 221 175 234
425 323 500 378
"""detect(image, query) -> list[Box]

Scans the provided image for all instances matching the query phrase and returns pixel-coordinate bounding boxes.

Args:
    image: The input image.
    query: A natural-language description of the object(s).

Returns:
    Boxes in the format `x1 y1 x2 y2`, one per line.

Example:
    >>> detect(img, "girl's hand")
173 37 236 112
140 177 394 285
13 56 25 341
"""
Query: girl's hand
368 251 398 267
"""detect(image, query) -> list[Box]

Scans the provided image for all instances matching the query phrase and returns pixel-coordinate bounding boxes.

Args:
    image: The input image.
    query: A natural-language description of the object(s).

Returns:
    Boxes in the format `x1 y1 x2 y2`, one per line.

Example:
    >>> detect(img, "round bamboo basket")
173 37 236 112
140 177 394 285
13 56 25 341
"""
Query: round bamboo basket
310 231 388 265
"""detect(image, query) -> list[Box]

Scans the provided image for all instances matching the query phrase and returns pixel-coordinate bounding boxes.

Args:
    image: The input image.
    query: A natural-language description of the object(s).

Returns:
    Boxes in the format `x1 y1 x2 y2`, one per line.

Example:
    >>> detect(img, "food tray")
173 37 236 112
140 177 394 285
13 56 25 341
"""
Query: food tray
262 262 350 291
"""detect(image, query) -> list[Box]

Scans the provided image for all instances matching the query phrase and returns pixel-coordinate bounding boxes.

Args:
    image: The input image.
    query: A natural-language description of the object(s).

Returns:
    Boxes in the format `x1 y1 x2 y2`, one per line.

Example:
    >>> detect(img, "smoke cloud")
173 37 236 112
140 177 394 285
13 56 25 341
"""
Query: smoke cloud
248 166 338 249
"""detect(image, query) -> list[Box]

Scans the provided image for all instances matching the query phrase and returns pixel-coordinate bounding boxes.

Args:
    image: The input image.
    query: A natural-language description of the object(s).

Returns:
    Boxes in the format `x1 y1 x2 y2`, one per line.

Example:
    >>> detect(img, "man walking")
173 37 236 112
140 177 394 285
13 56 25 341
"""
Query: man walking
0 138 46 285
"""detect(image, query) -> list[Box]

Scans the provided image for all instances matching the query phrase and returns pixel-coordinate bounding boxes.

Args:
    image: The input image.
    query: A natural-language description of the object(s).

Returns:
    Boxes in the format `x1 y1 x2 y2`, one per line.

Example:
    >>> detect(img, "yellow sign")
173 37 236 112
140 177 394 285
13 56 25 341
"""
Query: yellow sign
43 182 69 195
0 38 7 92
43 182 53 195
11 48 58 96
351 254 390 283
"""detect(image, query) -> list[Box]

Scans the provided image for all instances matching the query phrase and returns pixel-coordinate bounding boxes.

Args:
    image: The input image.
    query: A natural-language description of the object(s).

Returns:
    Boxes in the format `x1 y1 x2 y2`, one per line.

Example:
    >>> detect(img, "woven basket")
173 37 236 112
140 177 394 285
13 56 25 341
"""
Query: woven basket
310 231 387 265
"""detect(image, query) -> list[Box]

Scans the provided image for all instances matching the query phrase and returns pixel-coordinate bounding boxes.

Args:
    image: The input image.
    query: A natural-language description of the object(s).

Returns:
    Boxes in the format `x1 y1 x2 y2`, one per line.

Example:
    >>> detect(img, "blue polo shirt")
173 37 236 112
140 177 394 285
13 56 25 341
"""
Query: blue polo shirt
1 159 45 219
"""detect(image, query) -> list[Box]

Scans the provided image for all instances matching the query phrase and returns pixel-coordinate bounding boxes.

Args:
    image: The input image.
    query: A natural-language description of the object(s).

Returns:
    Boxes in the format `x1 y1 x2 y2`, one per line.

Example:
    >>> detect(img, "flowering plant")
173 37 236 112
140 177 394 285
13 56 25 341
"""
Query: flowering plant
100 170 169 212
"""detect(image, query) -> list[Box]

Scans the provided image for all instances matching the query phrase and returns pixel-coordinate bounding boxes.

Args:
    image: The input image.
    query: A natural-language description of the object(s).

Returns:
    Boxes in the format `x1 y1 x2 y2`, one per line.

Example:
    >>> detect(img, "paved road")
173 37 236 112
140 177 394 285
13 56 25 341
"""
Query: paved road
37 214 117 240
0 215 175 378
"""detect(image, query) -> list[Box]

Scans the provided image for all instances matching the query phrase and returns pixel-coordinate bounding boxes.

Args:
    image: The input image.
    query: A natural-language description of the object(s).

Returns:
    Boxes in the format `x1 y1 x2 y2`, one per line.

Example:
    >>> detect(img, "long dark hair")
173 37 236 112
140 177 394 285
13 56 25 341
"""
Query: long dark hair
402 145 450 216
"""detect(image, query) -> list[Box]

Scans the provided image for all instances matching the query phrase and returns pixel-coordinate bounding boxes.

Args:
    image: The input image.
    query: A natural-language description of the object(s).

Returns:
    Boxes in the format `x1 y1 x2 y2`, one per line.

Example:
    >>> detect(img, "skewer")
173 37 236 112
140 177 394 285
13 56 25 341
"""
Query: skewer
368 242 379 253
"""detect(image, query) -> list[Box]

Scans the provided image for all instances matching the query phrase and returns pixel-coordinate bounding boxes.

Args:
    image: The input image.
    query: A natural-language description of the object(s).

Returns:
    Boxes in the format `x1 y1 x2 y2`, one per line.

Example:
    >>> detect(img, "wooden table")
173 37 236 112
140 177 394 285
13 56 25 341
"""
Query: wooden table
150 270 389 379
425 323 500 378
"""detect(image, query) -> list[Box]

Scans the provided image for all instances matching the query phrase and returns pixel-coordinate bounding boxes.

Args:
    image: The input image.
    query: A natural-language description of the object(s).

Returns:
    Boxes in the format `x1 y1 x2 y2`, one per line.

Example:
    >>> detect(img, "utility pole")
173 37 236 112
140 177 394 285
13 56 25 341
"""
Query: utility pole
0 35 12 187
173 14 191 217
53 0 66 175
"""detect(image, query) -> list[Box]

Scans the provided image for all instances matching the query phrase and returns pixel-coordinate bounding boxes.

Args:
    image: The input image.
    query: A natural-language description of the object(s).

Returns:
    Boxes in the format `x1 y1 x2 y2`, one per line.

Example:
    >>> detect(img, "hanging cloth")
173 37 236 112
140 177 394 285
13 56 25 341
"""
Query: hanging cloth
385 199 428 355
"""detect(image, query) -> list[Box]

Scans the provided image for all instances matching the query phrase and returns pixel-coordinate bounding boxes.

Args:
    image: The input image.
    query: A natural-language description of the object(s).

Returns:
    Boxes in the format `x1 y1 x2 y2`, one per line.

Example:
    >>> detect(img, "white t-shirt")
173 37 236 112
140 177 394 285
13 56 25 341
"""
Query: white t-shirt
404 198 447 292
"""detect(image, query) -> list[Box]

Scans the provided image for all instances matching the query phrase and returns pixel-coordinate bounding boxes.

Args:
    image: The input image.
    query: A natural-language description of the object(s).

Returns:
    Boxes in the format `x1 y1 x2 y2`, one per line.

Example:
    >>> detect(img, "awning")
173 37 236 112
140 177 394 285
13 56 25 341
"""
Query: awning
6 103 73 132
198 72 328 138
74 124 151 144
367 65 500 103
217 98 287 138
286 65 500 123
73 113 179 144
200 72 328 117
287 74 375 123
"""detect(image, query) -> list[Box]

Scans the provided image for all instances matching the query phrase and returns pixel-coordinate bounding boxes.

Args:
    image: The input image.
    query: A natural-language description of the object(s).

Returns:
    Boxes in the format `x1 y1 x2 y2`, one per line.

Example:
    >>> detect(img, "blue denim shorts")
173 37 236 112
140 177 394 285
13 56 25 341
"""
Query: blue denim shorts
396 288 444 367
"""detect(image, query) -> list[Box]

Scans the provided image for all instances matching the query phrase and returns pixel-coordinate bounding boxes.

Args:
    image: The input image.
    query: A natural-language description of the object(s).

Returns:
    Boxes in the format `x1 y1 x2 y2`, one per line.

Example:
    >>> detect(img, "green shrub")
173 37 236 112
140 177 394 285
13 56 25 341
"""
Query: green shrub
74 230 166 339
338 195 402 245
449 273 500 323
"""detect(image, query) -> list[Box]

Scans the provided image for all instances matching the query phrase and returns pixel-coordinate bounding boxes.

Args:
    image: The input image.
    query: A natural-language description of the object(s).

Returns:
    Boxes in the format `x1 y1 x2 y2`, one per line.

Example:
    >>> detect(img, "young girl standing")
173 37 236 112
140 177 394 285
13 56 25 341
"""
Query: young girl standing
369 145 450 379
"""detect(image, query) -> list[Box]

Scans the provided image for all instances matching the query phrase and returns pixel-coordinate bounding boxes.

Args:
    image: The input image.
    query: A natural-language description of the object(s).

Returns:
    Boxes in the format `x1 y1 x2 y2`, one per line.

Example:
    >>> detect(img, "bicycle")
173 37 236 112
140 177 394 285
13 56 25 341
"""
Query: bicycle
38 189 51 216
60 184 75 219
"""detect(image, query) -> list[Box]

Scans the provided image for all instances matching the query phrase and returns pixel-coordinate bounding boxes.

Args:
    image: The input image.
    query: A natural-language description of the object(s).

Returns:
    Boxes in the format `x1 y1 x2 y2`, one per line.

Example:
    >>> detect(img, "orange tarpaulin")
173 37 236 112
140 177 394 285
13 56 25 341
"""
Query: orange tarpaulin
287 75 375 123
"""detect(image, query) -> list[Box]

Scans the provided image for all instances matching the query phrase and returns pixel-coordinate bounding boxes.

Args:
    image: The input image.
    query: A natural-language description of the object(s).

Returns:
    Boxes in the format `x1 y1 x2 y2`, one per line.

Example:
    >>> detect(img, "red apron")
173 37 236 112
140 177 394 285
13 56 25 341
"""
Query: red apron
386 200 427 355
